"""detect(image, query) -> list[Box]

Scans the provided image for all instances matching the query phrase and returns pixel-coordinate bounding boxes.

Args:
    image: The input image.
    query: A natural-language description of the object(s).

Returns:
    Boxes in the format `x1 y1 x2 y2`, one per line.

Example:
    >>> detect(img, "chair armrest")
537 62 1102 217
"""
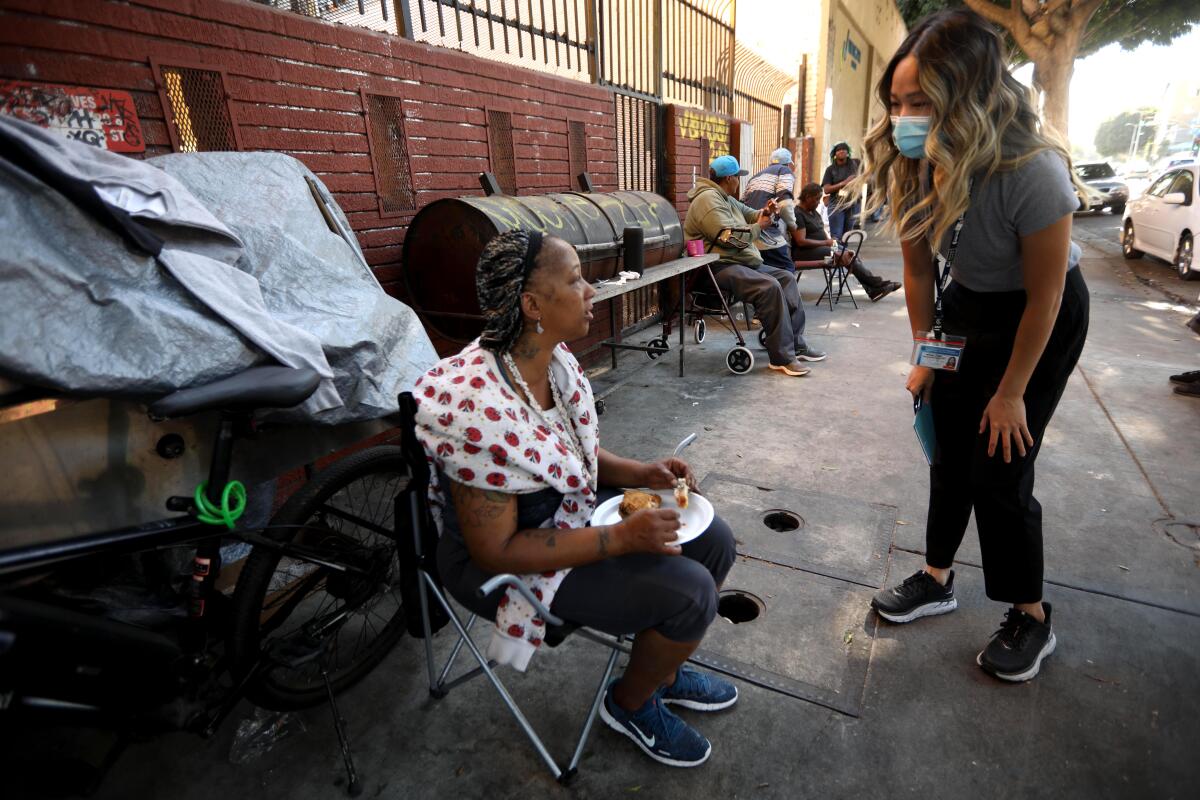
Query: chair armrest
478 574 566 627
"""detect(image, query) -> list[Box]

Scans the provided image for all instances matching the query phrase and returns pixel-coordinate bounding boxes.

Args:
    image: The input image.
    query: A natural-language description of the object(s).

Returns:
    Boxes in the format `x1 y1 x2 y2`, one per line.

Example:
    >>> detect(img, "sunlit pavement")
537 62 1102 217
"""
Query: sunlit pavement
87 217 1199 800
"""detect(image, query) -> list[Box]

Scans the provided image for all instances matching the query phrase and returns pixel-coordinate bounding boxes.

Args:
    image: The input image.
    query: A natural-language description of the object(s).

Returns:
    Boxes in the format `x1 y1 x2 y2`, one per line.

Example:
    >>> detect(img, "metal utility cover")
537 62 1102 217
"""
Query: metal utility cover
694 557 877 717
699 473 897 587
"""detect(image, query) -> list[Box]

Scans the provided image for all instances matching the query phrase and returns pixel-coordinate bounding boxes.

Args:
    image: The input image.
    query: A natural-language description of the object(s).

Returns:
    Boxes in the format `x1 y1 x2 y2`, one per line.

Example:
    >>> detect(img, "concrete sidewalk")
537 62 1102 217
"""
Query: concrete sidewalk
94 216 1199 800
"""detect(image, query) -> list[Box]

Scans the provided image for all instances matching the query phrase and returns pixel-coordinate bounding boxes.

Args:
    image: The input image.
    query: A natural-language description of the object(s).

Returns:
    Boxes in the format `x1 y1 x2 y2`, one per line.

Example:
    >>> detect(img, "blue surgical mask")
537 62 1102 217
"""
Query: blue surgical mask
891 116 931 159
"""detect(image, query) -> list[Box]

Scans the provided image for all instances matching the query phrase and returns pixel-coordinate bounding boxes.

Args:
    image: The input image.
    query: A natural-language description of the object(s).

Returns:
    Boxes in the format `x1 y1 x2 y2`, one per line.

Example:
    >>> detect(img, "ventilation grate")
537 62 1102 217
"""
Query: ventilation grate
160 66 237 152
365 93 416 214
487 109 517 195
567 119 587 188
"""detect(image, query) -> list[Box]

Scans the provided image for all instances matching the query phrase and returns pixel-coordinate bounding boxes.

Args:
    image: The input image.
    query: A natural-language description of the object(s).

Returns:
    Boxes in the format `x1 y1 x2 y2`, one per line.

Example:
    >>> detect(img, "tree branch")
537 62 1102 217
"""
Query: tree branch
962 0 1014 28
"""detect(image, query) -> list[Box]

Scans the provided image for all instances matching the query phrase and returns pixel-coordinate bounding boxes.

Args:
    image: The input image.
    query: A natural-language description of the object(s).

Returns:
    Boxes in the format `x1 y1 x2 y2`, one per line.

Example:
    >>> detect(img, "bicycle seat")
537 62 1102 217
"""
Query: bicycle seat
148 366 321 419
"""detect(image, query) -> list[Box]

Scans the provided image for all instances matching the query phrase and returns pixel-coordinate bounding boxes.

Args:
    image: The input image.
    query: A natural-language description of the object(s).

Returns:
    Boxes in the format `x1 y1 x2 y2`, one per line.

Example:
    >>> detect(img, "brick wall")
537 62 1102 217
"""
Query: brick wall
664 104 736 217
0 0 622 356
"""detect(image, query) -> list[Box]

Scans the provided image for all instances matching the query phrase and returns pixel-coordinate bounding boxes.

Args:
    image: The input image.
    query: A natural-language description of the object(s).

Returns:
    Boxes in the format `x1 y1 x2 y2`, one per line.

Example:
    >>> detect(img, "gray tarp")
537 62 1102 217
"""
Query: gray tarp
0 116 435 423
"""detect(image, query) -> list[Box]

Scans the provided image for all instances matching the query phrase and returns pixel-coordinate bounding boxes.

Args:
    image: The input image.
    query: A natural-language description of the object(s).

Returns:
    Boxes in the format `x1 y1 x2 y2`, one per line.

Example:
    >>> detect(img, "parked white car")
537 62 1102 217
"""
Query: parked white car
1121 164 1197 280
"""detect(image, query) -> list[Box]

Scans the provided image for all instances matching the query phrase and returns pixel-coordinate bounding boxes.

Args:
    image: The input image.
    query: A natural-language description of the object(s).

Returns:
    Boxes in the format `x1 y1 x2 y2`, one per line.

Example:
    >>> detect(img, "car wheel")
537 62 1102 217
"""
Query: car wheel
1122 220 1143 259
1178 232 1196 281
1109 203 1125 215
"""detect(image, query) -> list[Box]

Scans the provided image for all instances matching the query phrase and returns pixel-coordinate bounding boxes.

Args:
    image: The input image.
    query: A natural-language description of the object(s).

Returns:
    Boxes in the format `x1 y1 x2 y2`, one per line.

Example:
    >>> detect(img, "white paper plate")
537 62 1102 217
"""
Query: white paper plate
589 489 714 545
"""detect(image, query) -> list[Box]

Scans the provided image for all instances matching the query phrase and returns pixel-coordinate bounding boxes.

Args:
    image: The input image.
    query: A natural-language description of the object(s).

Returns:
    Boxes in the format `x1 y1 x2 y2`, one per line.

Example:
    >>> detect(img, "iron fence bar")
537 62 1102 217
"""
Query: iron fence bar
501 0 511 53
436 0 446 36
468 0 480 45
452 0 463 40
550 0 560 67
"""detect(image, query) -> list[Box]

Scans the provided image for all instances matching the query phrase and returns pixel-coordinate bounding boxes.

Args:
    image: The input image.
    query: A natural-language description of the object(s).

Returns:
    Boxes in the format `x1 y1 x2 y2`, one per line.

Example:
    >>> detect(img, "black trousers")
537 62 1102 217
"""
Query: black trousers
791 245 887 290
926 267 1089 603
711 262 808 364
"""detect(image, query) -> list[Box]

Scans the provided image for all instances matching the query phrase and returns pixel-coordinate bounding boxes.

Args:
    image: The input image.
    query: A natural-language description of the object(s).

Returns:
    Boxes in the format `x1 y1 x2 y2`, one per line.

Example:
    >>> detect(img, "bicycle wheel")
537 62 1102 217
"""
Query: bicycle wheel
228 446 409 710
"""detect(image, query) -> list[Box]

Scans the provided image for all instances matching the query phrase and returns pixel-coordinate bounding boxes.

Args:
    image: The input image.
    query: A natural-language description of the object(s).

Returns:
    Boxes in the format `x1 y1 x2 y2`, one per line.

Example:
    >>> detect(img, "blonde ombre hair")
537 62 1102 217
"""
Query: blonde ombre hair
854 9 1085 250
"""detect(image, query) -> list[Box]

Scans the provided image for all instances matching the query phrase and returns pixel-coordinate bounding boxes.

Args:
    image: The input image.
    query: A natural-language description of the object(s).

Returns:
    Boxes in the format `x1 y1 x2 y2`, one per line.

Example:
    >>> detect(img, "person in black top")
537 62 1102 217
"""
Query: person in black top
792 183 900 302
821 141 861 239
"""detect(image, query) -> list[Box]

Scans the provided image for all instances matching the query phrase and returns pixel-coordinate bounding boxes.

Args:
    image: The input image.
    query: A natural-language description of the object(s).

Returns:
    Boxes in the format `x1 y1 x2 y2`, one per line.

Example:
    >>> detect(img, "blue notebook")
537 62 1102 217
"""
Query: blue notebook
913 396 937 465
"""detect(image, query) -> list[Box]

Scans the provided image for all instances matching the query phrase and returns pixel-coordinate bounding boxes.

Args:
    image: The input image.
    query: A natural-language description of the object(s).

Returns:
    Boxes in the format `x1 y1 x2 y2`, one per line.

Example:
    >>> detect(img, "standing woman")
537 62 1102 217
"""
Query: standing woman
858 9 1089 681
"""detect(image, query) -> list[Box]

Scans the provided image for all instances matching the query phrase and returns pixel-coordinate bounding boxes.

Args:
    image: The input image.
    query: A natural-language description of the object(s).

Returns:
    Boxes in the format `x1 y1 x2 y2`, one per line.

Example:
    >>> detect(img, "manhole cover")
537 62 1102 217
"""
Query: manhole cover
762 510 804 532
717 590 765 624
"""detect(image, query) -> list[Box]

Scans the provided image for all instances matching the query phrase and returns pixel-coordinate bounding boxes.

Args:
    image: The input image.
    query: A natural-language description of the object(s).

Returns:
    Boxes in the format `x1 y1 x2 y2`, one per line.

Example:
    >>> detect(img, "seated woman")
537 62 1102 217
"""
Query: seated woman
415 230 738 768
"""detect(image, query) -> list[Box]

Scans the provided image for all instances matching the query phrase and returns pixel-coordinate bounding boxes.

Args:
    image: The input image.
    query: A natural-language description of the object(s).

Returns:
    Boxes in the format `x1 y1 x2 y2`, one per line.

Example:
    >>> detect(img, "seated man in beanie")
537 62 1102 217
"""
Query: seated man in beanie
684 155 825 376
792 182 901 302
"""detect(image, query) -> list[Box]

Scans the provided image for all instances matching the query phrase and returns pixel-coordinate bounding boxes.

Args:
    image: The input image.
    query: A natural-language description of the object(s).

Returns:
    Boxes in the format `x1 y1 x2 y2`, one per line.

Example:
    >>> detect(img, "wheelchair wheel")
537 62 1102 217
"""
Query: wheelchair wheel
647 337 669 360
758 328 768 348
726 346 754 375
229 446 409 711
693 318 706 344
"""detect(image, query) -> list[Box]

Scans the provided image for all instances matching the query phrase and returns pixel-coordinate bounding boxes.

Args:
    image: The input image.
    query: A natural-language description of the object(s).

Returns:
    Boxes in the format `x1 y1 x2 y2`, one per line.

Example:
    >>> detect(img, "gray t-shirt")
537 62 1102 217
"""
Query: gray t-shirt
939 149 1081 292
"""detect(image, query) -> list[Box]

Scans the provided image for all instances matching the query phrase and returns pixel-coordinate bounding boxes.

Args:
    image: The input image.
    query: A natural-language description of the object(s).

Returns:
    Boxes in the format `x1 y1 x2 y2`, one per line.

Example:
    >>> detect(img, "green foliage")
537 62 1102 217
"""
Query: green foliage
896 1 1199 64
1093 109 1157 158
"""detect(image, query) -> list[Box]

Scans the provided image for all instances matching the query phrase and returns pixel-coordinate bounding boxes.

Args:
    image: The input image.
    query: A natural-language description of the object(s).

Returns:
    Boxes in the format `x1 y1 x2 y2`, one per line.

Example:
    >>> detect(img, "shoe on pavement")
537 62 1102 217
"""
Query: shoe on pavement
867 281 901 302
795 346 828 362
660 667 738 711
1174 381 1200 397
977 603 1057 682
871 569 957 623
768 360 811 377
599 682 712 767
1168 370 1200 385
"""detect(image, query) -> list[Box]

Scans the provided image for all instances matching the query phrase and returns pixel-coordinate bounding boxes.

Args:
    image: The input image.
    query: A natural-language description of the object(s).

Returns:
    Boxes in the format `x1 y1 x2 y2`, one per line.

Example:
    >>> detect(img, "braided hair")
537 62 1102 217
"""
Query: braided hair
476 229 545 353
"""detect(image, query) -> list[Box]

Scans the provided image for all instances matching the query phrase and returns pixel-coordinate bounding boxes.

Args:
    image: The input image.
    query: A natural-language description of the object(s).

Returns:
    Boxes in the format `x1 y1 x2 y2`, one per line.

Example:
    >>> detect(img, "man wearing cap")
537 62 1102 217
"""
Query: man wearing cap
821 141 861 241
684 154 818 377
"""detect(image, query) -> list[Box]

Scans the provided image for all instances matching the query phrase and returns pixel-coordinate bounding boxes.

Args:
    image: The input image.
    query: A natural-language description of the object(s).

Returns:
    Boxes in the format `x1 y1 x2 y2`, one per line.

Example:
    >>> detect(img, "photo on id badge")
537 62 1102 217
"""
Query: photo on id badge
911 331 965 373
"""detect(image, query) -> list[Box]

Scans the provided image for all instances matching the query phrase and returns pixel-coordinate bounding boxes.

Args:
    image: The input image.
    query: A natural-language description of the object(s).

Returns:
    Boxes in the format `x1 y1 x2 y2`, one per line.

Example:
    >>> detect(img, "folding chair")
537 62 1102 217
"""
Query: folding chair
396 391 627 785
794 230 867 310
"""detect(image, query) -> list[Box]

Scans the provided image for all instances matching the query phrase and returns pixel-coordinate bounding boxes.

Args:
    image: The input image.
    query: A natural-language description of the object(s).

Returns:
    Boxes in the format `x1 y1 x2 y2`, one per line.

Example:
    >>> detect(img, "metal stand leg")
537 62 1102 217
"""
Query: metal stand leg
678 273 685 377
564 639 623 783
322 663 362 797
421 572 566 780
609 297 618 370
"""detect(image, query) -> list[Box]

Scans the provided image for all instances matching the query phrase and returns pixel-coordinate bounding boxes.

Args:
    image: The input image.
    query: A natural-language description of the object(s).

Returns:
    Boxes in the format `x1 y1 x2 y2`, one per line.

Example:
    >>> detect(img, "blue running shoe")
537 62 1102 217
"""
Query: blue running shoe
599 682 712 767
660 667 738 711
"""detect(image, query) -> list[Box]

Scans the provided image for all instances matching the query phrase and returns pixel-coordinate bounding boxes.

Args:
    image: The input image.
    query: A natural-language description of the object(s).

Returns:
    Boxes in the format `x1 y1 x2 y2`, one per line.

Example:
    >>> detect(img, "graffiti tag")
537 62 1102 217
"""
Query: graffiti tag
676 110 731 158
0 80 144 153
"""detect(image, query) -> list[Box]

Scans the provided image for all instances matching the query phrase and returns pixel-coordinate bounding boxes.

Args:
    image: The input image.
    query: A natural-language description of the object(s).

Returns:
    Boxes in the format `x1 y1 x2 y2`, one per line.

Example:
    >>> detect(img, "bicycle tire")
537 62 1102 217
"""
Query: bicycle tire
228 446 409 711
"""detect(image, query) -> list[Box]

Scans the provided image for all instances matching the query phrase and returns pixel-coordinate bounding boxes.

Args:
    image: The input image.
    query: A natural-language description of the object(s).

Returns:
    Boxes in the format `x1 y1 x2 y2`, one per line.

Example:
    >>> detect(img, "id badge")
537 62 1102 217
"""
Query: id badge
910 331 966 372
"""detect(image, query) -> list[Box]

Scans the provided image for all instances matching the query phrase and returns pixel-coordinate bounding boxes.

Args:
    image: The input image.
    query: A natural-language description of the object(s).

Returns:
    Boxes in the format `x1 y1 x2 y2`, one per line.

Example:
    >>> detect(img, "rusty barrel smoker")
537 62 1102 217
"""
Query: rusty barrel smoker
402 190 684 342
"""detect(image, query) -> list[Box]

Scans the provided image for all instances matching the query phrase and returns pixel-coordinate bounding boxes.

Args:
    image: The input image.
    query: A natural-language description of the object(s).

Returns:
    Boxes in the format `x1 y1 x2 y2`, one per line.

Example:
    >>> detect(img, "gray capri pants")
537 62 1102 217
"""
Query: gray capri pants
437 485 737 642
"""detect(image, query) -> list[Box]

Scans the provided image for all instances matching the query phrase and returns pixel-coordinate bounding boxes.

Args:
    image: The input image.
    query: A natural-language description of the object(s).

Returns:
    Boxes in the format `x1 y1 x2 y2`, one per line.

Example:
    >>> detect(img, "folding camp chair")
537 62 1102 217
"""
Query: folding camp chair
794 229 867 311
396 391 627 785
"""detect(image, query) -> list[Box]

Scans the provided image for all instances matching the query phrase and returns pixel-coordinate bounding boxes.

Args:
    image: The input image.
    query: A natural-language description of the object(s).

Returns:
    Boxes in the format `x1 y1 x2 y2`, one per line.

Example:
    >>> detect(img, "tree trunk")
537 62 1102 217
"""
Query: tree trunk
1033 54 1073 137
962 0 1104 141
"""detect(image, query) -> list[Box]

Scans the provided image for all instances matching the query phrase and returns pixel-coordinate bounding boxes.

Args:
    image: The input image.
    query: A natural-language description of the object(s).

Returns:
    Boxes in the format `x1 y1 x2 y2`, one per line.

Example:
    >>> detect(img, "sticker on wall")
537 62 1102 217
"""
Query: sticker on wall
0 80 144 153
842 31 862 71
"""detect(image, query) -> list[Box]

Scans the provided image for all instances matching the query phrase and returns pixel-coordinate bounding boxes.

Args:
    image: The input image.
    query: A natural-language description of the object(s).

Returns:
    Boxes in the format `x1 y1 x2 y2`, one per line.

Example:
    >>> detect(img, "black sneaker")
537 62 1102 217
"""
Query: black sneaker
867 281 901 302
870 569 957 623
796 346 827 362
977 604 1056 682
1176 382 1200 398
1168 370 1200 385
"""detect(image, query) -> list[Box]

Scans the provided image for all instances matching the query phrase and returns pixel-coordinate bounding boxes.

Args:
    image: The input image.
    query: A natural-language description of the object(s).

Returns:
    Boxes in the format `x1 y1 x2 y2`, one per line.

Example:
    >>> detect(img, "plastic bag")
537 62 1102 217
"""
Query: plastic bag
229 707 307 765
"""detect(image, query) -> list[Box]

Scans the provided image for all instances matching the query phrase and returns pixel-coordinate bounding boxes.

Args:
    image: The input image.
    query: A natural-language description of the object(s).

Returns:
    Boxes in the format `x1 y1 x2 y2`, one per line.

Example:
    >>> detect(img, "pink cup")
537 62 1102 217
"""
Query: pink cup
686 239 705 257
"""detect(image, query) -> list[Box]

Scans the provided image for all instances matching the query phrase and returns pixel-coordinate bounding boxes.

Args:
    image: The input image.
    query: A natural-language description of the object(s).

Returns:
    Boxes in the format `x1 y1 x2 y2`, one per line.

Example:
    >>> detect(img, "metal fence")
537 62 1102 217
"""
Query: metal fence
661 0 734 115
252 0 400 35
404 0 592 82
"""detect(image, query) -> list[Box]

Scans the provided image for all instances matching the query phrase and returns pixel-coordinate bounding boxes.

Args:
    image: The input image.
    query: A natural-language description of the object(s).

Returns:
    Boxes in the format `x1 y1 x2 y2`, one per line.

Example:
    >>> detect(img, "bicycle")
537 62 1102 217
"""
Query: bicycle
0 365 414 797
